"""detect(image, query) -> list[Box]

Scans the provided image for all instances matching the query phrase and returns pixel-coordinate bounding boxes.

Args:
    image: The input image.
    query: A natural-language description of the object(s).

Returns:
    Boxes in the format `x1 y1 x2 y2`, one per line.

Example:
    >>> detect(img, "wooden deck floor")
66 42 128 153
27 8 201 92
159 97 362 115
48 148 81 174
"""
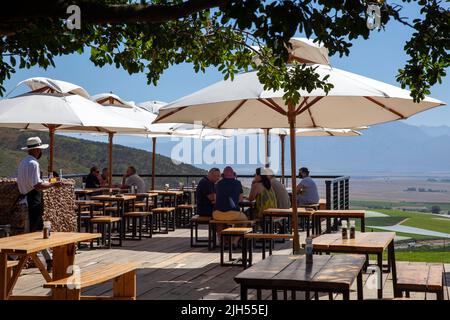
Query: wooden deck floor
12 227 450 300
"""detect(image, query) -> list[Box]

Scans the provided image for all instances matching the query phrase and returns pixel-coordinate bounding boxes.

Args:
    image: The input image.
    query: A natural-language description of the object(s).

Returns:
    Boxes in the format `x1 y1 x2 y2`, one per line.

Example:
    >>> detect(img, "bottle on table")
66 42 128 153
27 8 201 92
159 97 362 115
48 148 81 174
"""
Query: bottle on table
43 221 51 239
305 237 313 264
341 220 348 240
349 220 356 239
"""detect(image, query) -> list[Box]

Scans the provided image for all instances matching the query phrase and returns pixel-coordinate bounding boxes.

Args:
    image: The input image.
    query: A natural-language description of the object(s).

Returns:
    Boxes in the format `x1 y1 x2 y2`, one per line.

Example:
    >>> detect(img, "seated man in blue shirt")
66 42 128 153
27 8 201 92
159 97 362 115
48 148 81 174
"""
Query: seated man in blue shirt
195 168 221 217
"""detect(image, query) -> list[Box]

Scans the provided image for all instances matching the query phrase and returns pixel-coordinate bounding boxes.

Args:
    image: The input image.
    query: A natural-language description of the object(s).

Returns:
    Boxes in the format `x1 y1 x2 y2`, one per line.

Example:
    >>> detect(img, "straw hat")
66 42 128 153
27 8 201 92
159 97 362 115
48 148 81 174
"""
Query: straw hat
21 137 49 150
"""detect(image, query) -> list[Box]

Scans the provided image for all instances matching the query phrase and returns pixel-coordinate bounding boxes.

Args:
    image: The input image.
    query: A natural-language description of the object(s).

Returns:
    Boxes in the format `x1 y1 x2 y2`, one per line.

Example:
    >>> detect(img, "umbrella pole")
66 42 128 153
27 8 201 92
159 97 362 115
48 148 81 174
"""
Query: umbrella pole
48 126 56 175
280 134 286 185
108 133 113 187
264 128 270 168
288 103 300 253
151 137 156 190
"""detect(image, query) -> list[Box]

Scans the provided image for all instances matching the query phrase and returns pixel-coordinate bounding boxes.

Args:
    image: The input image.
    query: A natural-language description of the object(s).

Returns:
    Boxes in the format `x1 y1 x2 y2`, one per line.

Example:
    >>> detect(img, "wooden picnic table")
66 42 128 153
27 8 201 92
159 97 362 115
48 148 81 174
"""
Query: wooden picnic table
234 254 365 300
0 232 100 300
90 194 137 242
312 231 397 299
313 210 366 234
263 208 315 237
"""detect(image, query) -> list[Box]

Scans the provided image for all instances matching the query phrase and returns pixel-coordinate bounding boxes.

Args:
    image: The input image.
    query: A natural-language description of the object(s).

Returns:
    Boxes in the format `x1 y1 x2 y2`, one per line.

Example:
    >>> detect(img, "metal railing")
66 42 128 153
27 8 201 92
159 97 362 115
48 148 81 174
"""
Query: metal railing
65 173 350 209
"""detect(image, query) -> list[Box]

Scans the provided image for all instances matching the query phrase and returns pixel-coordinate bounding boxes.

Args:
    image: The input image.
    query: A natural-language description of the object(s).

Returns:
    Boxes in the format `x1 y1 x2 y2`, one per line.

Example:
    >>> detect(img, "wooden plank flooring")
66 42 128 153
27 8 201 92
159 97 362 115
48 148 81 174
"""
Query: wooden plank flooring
11 227 450 300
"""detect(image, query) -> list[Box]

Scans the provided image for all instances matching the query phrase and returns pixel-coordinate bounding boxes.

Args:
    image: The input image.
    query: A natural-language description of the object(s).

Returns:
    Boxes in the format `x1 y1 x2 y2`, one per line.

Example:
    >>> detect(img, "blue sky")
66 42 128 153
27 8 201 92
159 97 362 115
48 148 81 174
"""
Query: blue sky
3 3 449 129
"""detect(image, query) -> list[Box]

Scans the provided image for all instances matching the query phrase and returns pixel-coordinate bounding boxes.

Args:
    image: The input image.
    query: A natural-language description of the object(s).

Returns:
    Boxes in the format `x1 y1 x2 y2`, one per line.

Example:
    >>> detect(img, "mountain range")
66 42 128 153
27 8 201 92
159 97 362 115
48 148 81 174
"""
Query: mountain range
88 122 450 175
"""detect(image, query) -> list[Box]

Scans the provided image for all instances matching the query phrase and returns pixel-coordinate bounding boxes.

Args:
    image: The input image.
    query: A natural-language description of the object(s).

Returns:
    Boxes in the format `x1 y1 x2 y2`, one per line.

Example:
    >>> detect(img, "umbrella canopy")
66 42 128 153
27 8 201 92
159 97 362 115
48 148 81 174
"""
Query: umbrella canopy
252 37 330 66
156 65 444 129
288 38 330 65
155 66 445 253
0 78 145 173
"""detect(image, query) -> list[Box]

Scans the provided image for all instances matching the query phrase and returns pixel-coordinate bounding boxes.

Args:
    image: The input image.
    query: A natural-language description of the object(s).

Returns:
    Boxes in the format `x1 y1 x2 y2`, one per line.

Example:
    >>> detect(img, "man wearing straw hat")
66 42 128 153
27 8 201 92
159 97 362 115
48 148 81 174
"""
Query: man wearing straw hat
17 137 61 271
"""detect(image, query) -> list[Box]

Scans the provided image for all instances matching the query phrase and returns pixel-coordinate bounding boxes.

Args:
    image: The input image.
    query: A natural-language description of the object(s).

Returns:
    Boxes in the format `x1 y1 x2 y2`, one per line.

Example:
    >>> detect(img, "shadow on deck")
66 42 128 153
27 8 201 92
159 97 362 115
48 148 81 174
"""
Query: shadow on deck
12 227 450 300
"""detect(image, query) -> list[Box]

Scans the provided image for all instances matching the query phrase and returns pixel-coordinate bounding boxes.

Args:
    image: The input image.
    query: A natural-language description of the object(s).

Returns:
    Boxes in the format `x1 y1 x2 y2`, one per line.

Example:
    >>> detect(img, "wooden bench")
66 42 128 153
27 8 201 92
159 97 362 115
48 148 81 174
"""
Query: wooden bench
7 260 19 283
209 219 256 250
190 215 211 248
124 212 153 240
89 216 122 248
44 263 138 300
313 210 366 234
151 207 176 233
395 262 444 300
244 233 293 264
220 227 253 268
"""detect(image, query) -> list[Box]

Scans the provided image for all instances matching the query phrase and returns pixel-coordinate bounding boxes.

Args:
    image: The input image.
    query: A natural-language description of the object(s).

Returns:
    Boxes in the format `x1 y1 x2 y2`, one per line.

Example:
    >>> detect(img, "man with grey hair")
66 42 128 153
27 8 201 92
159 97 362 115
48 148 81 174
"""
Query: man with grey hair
122 166 146 193
196 168 221 217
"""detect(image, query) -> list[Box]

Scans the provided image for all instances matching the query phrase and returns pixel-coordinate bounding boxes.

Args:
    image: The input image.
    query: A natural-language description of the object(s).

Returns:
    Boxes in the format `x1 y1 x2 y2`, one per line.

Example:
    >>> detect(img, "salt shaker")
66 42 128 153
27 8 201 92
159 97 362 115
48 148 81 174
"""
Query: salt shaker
43 221 51 239
349 220 356 239
341 220 348 239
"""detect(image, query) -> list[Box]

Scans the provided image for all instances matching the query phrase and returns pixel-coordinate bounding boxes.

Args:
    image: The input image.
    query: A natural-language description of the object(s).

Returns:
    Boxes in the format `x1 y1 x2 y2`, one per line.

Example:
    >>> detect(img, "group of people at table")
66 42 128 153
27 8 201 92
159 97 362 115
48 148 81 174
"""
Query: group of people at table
195 165 320 227
84 165 147 193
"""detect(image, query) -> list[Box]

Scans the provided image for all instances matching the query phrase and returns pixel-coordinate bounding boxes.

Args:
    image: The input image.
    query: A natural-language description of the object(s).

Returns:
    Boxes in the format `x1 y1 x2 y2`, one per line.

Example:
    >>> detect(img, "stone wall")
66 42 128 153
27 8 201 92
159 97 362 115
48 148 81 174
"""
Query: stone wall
0 178 76 235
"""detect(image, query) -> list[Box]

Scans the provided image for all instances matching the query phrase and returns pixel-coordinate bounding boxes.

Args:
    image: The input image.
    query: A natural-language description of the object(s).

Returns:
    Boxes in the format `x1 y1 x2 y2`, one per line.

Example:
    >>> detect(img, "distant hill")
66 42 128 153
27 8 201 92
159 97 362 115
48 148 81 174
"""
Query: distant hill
0 128 207 180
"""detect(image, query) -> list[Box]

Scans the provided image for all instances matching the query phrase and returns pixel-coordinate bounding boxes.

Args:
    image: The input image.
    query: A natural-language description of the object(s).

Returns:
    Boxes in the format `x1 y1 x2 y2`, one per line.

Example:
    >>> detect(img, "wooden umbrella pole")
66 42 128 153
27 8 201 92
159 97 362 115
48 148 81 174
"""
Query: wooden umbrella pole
264 128 270 168
48 126 56 175
279 134 286 185
108 132 114 187
151 137 156 190
288 103 300 253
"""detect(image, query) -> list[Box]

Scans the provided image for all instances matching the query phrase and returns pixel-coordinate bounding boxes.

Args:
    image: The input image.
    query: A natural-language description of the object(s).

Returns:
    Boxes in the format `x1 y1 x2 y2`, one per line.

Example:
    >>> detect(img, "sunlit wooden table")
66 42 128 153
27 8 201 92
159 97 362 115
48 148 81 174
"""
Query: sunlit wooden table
235 254 365 300
312 231 397 299
0 232 101 300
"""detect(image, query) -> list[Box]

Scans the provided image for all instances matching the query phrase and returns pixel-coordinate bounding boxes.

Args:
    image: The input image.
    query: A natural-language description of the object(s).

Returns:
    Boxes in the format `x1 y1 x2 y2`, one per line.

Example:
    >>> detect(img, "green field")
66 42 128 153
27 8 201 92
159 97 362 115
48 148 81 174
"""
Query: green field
351 200 450 212
350 206 450 263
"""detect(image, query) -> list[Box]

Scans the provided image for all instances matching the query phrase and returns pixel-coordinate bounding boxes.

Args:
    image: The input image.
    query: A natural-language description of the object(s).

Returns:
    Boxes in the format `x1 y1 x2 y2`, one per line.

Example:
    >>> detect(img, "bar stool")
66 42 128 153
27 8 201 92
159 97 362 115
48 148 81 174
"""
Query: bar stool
89 216 122 248
124 211 153 240
151 207 176 233
220 227 252 268
176 204 196 228
190 215 211 247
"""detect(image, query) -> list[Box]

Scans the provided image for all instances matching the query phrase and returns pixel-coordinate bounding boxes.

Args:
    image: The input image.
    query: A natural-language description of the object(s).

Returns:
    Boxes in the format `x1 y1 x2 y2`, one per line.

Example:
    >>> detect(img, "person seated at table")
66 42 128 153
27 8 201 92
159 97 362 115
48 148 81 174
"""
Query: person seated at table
248 167 277 227
213 166 247 221
99 168 109 187
85 166 101 188
264 167 291 209
296 167 319 205
196 167 221 217
122 166 146 193
213 166 247 245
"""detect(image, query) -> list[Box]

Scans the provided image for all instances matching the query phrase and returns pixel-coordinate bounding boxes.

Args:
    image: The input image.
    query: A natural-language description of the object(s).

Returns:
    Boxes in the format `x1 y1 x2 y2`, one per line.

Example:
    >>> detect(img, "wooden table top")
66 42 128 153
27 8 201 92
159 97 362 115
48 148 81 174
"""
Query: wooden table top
314 210 365 217
312 232 395 253
90 194 136 201
0 232 101 255
235 254 365 290
149 190 184 195
263 207 314 217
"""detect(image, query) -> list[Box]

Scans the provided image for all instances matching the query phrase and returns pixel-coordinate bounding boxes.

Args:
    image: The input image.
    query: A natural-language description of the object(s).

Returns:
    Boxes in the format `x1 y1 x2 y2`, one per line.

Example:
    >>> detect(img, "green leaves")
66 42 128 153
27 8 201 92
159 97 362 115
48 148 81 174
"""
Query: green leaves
0 0 448 105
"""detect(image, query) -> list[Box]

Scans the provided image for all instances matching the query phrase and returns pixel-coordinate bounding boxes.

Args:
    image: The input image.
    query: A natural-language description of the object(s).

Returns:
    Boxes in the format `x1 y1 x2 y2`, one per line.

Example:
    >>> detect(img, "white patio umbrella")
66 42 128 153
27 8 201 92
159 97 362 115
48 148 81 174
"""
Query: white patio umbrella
155 65 445 252
252 37 330 66
236 127 363 184
0 78 145 174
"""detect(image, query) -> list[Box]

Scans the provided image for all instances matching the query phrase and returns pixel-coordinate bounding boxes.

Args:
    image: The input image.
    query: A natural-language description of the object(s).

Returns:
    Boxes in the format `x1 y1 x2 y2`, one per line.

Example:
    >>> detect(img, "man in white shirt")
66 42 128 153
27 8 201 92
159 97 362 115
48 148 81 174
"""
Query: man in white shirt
121 166 146 193
17 137 61 271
